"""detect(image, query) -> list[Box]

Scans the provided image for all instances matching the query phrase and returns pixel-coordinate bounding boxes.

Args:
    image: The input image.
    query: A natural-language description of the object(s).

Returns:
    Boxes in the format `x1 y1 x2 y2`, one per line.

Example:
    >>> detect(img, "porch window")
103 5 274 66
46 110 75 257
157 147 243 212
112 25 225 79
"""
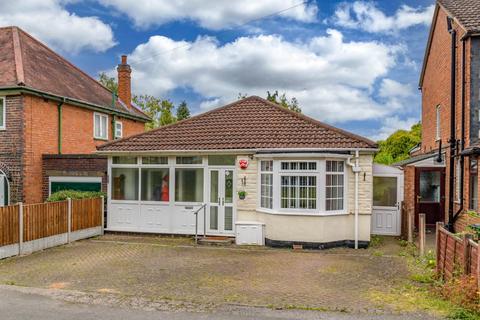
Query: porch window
175 168 204 202
208 155 235 166
111 168 138 200
470 159 478 211
0 97 5 130
326 160 345 211
260 160 273 209
113 156 137 164
94 112 108 140
176 156 202 165
141 168 169 201
142 156 168 164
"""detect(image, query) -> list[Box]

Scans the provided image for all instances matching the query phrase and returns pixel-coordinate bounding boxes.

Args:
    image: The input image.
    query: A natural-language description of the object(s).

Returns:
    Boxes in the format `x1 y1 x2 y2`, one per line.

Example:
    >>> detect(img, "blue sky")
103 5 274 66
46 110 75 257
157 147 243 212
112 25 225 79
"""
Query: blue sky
1 0 435 140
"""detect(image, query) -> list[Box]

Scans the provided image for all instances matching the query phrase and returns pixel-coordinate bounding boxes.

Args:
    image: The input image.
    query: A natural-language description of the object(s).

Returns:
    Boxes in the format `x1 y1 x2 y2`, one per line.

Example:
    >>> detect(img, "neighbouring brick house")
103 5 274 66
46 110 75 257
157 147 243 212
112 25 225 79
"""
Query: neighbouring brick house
0 26 149 206
395 0 480 232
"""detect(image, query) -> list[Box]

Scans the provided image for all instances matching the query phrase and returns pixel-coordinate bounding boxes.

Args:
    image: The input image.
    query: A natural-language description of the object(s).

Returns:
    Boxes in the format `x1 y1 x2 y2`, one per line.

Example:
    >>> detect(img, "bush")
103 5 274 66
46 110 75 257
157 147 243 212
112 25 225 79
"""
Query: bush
46 190 106 202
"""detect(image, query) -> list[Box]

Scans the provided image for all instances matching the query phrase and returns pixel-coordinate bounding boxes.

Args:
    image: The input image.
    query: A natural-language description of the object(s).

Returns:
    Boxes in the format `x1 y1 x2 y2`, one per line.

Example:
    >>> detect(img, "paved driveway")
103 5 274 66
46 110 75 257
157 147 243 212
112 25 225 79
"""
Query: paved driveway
0 235 444 319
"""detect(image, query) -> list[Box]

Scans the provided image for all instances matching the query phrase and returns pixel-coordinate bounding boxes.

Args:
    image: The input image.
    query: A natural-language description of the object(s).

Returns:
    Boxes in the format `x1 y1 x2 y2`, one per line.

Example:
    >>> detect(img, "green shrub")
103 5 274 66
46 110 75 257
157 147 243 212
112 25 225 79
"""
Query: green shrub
46 190 106 202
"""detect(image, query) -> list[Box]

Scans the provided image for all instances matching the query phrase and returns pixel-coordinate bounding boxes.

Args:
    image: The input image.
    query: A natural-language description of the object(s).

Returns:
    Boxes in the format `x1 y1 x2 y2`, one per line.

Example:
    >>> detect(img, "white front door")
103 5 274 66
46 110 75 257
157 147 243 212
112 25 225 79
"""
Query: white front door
0 175 5 207
208 169 235 235
372 174 403 236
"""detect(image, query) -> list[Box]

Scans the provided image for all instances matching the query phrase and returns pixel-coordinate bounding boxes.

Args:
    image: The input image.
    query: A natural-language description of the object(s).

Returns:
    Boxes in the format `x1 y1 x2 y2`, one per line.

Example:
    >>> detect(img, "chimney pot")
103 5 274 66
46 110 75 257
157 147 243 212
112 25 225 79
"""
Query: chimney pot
117 55 132 109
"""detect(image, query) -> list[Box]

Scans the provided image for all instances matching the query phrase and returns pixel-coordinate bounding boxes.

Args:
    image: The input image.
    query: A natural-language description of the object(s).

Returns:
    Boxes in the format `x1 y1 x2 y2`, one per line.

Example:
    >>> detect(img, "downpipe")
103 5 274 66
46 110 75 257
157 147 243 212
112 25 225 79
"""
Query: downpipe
347 150 361 249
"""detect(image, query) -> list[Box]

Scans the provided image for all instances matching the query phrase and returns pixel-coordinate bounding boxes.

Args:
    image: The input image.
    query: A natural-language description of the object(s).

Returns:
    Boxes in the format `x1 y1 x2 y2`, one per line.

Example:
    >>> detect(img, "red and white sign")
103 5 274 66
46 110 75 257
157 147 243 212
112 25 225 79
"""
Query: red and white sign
239 159 248 169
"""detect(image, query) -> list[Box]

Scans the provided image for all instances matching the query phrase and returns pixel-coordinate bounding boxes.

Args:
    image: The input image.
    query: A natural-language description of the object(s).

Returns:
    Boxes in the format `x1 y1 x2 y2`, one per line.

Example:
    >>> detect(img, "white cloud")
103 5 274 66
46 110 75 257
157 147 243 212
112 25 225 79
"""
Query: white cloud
126 30 401 123
333 1 434 33
372 116 419 141
97 0 318 30
0 0 116 53
379 79 414 98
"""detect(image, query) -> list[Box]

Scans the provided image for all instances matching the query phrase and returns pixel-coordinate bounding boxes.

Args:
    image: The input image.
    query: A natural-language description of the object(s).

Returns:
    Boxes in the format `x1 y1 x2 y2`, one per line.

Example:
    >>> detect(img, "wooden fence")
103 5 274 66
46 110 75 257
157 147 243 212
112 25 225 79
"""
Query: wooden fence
436 222 480 286
0 197 104 259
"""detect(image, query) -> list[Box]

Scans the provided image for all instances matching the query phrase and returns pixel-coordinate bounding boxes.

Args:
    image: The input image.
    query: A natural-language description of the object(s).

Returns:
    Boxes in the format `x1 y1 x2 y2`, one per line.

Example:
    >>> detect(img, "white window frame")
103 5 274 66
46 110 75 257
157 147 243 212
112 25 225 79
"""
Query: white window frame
256 158 348 216
435 105 441 141
325 160 346 213
115 121 123 139
94 112 108 140
259 160 274 210
0 97 5 130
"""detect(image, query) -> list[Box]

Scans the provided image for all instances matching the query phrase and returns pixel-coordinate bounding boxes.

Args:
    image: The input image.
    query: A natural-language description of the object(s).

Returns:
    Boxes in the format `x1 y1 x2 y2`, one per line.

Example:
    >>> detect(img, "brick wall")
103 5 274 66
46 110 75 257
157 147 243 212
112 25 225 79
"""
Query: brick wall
42 154 107 201
0 95 24 204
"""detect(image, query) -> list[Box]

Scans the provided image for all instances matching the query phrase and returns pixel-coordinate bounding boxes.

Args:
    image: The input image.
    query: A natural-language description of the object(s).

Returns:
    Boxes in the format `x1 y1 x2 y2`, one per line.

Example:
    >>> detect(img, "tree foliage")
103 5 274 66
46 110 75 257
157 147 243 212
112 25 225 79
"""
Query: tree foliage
176 101 191 121
266 90 301 113
98 72 118 94
374 123 421 165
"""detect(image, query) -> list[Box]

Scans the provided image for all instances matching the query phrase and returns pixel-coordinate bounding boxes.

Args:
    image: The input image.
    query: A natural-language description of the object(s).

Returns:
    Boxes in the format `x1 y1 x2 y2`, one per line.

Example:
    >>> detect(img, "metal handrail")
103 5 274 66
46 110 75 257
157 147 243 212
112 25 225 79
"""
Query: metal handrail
192 203 207 245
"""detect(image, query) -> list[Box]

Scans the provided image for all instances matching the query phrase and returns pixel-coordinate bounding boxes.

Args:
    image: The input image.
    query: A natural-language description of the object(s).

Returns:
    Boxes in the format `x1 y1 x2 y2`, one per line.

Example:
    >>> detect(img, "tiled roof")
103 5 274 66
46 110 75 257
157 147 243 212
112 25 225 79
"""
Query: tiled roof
98 96 377 152
0 26 149 121
438 0 480 33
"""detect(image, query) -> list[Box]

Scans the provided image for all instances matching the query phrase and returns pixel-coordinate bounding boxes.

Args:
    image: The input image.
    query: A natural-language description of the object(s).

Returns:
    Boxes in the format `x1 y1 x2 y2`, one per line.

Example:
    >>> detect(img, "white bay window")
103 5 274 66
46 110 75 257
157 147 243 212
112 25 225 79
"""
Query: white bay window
259 159 347 214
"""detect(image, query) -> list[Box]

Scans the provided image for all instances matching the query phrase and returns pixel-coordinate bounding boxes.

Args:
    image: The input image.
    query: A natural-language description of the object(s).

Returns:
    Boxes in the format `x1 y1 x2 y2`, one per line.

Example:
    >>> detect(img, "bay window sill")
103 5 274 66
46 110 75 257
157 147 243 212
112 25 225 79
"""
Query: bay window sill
256 208 349 217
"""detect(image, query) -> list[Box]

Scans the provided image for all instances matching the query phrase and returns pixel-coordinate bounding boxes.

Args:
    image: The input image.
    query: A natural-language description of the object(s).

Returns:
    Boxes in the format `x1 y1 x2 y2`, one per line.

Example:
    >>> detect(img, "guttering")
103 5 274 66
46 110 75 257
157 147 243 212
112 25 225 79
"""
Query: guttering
447 16 457 231
57 97 65 154
96 147 379 156
0 85 150 122
346 150 361 249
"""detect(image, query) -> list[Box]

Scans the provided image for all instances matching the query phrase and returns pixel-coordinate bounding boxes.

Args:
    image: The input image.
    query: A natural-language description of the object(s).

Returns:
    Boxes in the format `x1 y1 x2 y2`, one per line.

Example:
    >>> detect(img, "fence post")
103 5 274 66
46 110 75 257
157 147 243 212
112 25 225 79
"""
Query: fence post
408 208 413 243
419 213 426 256
67 198 72 243
100 196 105 235
463 234 472 275
436 221 444 273
18 202 23 256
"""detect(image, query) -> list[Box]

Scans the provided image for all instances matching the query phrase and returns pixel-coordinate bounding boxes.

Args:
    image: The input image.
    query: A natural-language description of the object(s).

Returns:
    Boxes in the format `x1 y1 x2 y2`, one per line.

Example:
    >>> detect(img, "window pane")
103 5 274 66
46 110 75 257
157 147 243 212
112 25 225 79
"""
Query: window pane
326 161 344 211
280 161 316 171
261 160 273 172
94 115 100 137
281 175 316 209
112 168 138 200
210 170 219 203
470 159 478 210
208 155 235 165
373 177 397 207
419 171 441 202
142 156 168 164
210 206 218 230
101 115 107 138
141 168 169 201
115 122 122 138
0 97 4 127
176 156 202 164
224 170 233 203
260 173 273 209
175 168 204 202
225 207 233 231
112 156 137 164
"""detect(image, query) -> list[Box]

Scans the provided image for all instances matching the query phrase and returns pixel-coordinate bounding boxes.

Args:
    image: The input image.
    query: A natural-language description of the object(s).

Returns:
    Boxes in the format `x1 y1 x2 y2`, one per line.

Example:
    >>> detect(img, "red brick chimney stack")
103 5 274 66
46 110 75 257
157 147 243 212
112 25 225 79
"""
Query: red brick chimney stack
117 55 131 108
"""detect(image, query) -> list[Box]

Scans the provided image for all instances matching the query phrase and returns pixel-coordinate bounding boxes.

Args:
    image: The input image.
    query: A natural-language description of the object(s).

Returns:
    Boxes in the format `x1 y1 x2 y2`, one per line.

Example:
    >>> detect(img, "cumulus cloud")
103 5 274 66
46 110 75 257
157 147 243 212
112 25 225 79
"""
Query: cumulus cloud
125 30 400 123
379 79 414 98
333 1 434 33
372 116 419 141
0 0 116 53
98 0 318 30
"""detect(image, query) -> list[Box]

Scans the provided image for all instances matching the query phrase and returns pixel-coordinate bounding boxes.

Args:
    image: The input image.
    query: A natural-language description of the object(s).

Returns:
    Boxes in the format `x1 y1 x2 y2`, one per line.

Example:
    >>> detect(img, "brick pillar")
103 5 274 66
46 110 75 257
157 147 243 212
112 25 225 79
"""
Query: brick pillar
117 55 131 108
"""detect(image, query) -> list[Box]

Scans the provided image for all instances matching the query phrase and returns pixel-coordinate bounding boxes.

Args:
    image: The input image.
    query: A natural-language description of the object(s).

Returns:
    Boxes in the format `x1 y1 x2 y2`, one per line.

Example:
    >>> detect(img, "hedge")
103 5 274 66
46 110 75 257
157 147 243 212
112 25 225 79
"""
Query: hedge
46 190 106 202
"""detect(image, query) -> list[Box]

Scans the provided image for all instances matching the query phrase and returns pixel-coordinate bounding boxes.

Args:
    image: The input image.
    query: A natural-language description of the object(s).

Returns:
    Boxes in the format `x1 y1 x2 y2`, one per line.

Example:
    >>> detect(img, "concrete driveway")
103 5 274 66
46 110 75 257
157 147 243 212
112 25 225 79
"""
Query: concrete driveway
0 234 445 319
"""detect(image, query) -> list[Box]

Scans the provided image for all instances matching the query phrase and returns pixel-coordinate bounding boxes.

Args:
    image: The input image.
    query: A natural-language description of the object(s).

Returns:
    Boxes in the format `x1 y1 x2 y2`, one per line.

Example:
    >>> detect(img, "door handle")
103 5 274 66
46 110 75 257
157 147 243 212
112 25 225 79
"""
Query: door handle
218 197 221 205
222 198 224 206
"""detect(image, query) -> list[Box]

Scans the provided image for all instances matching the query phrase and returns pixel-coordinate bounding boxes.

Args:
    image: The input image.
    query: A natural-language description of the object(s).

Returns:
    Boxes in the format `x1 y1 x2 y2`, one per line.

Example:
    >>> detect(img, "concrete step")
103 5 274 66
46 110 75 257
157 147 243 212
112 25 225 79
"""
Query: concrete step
197 236 234 246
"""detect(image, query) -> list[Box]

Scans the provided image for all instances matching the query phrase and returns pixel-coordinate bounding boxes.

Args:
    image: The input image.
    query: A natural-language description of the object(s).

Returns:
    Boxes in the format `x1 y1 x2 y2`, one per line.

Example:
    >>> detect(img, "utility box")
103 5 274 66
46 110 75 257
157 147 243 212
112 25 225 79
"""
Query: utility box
235 221 265 246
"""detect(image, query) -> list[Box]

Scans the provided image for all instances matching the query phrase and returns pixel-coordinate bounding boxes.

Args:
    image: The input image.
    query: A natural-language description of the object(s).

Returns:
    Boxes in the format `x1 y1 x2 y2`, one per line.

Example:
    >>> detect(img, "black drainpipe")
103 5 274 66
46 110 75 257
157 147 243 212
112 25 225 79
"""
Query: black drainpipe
447 16 457 231
451 37 467 226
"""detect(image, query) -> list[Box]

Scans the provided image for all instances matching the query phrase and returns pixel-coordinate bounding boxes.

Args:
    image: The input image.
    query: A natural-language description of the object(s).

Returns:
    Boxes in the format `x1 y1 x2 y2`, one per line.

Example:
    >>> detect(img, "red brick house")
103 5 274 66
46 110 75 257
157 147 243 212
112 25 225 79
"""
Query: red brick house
0 26 149 206
396 0 480 231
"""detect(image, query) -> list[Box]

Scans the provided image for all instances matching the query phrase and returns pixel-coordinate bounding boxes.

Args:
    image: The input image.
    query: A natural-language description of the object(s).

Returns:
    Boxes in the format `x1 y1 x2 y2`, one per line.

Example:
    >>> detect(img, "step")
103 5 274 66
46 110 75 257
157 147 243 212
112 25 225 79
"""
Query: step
197 236 235 246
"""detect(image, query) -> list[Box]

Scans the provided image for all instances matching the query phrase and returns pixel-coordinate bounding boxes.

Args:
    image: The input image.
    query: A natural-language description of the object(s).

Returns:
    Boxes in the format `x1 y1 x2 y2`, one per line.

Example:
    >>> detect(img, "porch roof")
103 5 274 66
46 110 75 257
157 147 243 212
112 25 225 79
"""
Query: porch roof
97 96 377 153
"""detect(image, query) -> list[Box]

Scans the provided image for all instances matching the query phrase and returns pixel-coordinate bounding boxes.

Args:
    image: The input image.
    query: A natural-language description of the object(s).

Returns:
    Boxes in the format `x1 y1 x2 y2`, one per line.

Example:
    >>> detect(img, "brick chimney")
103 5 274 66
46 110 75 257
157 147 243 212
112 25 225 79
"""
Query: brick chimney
117 55 131 108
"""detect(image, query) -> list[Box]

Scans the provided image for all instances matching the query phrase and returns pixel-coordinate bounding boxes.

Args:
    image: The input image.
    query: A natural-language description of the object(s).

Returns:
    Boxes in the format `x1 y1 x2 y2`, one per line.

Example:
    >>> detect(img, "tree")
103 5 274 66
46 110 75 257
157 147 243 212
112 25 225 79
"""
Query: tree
133 95 162 129
98 72 118 94
374 123 422 165
266 90 301 113
160 99 176 126
176 101 191 121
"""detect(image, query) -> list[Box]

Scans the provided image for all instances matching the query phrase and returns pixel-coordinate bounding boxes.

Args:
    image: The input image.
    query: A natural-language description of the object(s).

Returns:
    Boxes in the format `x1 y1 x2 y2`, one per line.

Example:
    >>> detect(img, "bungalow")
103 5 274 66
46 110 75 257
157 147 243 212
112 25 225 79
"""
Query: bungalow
97 96 380 248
